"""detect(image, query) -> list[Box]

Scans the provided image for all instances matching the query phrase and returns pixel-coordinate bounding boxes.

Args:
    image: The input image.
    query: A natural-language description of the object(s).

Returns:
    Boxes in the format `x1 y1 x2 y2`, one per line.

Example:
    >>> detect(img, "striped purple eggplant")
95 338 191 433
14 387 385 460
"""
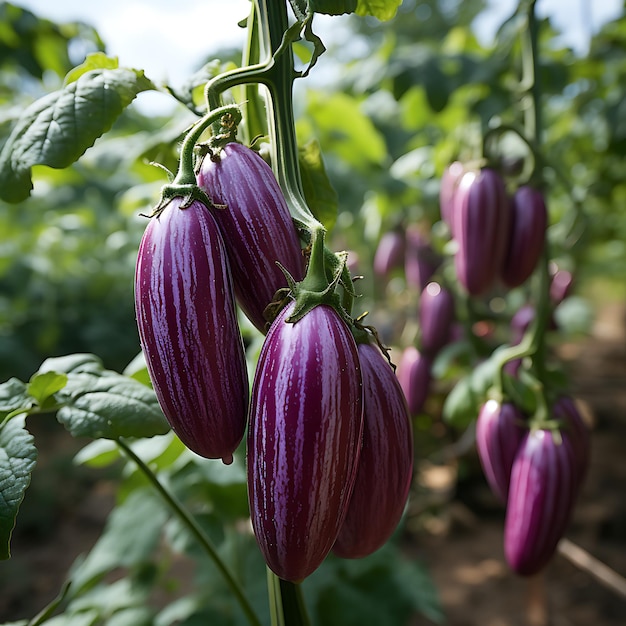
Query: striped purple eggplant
247 302 363 582
333 340 414 559
419 281 455 356
196 142 304 332
501 186 547 288
504 428 579 576
404 225 438 291
552 396 591 486
439 161 466 232
396 346 432 416
475 400 526 502
373 229 405 278
134 197 248 462
452 168 510 296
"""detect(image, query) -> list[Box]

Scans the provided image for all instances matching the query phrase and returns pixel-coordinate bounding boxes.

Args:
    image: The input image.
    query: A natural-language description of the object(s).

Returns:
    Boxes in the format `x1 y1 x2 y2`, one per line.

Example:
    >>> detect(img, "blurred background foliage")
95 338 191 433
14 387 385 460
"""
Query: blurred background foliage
1 0 625 624
1 0 625 383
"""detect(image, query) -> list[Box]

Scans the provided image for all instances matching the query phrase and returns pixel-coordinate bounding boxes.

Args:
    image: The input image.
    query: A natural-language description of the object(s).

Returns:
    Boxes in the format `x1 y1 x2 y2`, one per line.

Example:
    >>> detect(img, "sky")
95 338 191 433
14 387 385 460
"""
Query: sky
14 0 623 113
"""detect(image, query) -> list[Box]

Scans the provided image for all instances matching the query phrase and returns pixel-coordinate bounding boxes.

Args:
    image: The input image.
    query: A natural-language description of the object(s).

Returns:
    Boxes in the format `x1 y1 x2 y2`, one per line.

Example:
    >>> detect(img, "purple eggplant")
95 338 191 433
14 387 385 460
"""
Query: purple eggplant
134 197 248 462
439 161 466 232
247 302 363 582
504 428 578 576
419 281 455 356
552 396 591 486
396 346 432 416
452 168 510 296
475 400 526 502
501 186 547 288
404 225 439 291
196 142 304 332
373 230 405 278
510 304 536 345
333 341 414 559
550 268 574 305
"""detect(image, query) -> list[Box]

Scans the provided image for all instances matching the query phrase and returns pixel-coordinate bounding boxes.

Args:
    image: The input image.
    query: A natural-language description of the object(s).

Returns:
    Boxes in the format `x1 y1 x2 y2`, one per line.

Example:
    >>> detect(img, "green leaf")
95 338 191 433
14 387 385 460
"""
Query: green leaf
356 0 401 20
39 353 107 376
299 139 338 230
74 439 120 468
0 66 155 203
393 557 444 623
123 352 153 387
310 0 358 15
27 371 67 407
306 92 387 172
37 610 99 626
0 378 32 421
63 52 120 84
69 489 167 594
35 353 169 440
56 372 169 440
441 375 477 427
0 415 37 559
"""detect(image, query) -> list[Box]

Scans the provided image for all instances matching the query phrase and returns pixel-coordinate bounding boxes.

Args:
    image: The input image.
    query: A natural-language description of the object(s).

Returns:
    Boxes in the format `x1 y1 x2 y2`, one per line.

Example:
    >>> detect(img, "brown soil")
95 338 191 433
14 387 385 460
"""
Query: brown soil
1 304 625 625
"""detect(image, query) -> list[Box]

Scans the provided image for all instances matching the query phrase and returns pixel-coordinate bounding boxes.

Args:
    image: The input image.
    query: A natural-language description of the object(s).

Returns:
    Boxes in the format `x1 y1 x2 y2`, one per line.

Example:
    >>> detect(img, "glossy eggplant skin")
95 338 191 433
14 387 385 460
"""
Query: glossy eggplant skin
475 400 526 503
452 168 510 296
134 197 248 462
247 303 363 582
196 142 305 332
501 186 547 288
504 428 578 576
396 346 432 416
333 341 414 559
419 282 455 356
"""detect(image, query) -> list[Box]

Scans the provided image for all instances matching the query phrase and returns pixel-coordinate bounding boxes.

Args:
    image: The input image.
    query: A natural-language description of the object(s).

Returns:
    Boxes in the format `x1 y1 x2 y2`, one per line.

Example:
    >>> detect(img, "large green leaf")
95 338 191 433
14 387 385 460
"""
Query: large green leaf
56 373 169 440
0 415 37 559
299 138 338 230
38 353 169 440
69 489 167 595
0 378 32 421
356 0 401 20
0 58 154 203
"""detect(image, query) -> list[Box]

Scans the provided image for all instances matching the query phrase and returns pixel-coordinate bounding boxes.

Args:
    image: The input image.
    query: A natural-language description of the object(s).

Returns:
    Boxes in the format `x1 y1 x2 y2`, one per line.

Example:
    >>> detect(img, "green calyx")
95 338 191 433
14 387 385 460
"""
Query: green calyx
148 104 242 217
282 226 352 325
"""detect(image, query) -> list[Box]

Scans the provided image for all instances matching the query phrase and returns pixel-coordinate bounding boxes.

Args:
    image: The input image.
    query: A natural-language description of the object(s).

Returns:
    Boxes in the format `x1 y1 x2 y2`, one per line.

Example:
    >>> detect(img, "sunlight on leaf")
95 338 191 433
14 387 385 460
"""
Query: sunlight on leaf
0 66 155 203
356 0 401 21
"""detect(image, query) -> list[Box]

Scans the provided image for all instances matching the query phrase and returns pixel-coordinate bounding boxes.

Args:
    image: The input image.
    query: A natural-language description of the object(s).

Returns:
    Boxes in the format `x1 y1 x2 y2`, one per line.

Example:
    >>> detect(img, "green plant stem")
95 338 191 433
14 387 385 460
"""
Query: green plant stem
27 581 71 626
301 225 328 292
494 0 553 426
204 0 323 234
278 579 312 626
172 103 242 186
241 2 268 145
116 439 262 626
266 569 312 626
267 568 285 626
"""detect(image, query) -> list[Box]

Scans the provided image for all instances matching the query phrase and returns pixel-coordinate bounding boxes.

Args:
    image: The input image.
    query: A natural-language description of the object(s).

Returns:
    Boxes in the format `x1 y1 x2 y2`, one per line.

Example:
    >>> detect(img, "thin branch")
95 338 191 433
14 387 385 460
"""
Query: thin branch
558 538 626 598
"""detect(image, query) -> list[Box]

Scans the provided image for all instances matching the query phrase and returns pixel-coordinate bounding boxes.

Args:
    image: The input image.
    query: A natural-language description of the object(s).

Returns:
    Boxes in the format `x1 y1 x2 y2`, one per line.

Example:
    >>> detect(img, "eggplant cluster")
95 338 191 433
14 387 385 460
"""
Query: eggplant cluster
135 143 303 462
440 163 547 295
476 397 590 575
135 142 414 582
248 304 414 581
